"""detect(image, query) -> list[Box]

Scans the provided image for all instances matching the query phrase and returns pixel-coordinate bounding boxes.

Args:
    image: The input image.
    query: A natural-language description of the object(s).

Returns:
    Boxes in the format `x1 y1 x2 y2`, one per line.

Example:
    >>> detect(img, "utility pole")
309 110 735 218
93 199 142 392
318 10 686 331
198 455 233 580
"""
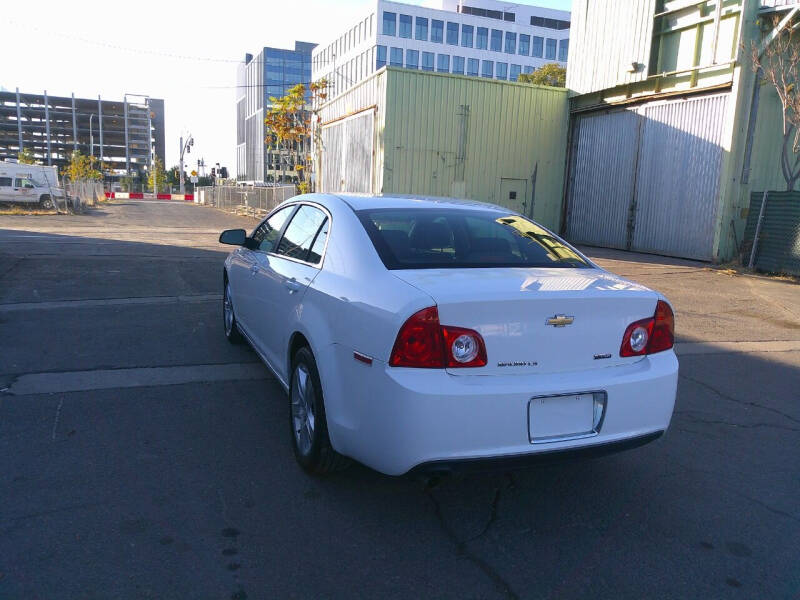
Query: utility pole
179 133 194 194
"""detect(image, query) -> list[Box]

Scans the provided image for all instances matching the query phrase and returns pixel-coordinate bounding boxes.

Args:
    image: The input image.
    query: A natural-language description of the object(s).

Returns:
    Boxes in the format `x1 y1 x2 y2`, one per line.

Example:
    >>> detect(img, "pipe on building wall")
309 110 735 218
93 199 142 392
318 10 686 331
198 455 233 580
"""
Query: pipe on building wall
15 88 23 152
44 90 52 165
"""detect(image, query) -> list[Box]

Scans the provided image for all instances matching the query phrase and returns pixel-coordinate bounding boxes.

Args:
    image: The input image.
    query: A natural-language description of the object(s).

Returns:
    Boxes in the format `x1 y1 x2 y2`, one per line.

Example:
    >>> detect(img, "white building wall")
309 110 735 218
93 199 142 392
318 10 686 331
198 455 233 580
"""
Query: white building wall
312 0 570 100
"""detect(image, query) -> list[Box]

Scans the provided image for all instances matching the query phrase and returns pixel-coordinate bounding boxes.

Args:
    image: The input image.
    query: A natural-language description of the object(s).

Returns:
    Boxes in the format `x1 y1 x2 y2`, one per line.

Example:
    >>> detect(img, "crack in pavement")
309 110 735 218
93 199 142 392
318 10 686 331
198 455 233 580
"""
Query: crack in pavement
425 480 517 600
674 411 800 433
680 373 800 425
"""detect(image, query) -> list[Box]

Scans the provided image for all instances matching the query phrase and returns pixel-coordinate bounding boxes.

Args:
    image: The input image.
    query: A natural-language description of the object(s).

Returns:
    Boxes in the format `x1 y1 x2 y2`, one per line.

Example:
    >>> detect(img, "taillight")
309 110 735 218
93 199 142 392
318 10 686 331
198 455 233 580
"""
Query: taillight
620 300 675 357
441 325 487 368
389 306 487 368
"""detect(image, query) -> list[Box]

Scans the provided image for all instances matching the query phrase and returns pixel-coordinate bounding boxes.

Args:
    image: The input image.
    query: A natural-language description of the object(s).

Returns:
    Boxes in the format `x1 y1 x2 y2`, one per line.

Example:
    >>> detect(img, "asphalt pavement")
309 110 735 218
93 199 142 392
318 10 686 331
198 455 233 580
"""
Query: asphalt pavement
1 200 798 599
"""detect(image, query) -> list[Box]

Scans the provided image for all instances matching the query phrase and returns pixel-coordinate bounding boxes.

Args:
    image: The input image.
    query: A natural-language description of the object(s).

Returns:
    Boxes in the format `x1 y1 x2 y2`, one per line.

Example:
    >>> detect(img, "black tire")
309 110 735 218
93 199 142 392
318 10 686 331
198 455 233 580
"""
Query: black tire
39 195 54 210
289 346 350 474
223 276 244 344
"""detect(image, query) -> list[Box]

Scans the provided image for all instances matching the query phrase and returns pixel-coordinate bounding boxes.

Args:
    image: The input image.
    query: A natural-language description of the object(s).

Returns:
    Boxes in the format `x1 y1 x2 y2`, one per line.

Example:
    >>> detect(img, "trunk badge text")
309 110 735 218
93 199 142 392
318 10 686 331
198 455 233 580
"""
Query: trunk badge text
546 314 575 327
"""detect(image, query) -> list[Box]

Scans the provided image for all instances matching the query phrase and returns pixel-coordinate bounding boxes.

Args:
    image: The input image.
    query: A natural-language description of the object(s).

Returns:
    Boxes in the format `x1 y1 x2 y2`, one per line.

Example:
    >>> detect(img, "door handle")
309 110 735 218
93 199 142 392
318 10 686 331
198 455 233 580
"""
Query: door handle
285 279 302 293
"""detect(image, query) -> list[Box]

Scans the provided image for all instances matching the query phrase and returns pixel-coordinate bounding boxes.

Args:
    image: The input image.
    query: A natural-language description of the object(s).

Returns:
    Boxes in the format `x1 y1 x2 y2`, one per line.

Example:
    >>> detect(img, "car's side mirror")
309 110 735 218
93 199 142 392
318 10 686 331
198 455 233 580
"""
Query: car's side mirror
219 229 247 246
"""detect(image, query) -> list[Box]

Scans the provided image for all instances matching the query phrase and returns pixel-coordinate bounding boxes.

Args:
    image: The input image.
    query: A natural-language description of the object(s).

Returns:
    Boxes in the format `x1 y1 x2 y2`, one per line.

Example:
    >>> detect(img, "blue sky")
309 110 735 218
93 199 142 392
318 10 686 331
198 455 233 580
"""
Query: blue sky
1 0 572 172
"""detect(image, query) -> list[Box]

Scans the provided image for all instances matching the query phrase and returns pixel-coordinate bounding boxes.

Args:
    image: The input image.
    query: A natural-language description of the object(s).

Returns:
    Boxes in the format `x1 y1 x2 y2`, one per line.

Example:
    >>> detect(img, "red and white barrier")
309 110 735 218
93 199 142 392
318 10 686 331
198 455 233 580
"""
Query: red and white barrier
105 192 195 201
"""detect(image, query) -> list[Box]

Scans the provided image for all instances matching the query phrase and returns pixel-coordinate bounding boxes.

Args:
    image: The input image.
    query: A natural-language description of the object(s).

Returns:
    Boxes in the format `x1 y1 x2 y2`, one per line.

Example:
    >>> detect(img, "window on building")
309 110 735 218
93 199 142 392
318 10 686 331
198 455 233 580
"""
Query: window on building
459 5 516 23
523 65 534 74
496 62 508 79
461 24 473 47
481 60 494 78
510 63 521 81
453 55 465 74
490 29 502 52
532 36 544 58
504 31 516 54
476 27 488 49
437 53 450 72
530 17 570 30
545 38 556 60
390 47 403 67
422 51 435 71
383 11 396 36
399 14 412 38
406 49 419 69
519 34 530 56
467 57 479 76
376 45 387 68
446 22 459 45
415 16 428 41
558 39 569 62
431 19 444 43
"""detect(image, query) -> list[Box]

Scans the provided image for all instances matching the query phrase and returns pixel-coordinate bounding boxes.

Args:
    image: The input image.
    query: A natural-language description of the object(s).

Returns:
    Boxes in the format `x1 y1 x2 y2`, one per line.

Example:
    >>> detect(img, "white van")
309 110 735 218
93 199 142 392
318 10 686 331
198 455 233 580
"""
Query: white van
0 161 66 209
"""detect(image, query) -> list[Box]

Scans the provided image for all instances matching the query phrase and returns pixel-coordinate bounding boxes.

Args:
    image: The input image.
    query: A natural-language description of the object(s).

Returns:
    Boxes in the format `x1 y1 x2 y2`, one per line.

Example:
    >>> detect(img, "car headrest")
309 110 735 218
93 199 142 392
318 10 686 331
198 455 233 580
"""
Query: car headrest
410 221 452 250
381 229 411 258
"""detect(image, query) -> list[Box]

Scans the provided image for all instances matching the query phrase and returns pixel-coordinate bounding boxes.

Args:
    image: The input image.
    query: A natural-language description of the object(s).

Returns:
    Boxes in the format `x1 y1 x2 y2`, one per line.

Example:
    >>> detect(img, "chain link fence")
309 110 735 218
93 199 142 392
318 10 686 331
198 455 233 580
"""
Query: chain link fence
196 185 296 219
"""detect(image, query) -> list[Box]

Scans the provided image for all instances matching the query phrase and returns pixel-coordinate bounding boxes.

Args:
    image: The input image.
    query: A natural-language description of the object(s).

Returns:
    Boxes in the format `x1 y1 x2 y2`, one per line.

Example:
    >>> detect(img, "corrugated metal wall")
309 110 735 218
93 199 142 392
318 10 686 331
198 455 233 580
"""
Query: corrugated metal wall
317 71 386 194
315 67 570 232
743 191 800 275
567 93 730 260
382 69 570 231
320 123 343 193
321 110 375 193
566 110 641 248
566 0 656 96
633 95 728 259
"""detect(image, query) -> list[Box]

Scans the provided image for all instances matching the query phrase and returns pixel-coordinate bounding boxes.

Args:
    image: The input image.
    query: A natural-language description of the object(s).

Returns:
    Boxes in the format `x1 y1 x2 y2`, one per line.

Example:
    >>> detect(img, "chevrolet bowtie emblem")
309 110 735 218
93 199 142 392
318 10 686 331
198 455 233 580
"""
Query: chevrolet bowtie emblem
546 315 574 327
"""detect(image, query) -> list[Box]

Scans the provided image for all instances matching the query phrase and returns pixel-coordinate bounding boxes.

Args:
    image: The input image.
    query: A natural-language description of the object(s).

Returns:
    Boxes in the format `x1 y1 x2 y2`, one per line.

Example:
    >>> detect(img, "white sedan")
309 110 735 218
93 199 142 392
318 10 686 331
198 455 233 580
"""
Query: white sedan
219 194 678 476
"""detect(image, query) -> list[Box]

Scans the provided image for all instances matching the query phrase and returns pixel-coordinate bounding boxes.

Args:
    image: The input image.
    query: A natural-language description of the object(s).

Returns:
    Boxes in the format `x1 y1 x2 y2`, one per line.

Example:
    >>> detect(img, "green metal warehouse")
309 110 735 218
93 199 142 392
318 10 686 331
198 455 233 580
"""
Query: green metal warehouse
315 67 569 232
563 0 794 262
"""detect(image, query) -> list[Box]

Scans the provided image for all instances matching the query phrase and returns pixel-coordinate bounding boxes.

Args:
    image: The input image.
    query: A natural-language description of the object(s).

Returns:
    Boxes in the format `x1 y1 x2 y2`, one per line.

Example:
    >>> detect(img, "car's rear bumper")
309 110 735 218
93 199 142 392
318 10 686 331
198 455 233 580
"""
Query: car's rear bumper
325 346 678 476
408 430 664 475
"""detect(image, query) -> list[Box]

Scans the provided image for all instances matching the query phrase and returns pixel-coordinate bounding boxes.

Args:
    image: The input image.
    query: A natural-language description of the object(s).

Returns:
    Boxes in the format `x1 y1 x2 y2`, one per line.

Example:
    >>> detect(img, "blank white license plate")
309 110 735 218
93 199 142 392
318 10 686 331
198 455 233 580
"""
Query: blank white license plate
528 393 595 442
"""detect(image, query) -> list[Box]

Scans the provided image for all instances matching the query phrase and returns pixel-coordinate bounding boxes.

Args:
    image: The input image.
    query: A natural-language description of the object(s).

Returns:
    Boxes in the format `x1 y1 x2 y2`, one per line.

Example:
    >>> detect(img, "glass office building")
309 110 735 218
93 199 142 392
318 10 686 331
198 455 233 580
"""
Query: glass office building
236 41 316 182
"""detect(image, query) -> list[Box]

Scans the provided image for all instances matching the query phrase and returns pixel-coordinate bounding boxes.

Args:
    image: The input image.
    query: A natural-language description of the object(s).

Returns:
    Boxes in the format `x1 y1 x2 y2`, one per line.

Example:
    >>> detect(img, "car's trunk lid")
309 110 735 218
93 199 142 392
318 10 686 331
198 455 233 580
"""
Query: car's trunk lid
392 267 659 375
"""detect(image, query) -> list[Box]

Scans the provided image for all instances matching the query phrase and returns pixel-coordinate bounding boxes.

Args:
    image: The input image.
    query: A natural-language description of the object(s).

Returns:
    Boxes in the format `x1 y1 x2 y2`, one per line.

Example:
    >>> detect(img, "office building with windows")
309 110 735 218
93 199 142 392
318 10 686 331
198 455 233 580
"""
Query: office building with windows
236 41 316 182
311 0 570 99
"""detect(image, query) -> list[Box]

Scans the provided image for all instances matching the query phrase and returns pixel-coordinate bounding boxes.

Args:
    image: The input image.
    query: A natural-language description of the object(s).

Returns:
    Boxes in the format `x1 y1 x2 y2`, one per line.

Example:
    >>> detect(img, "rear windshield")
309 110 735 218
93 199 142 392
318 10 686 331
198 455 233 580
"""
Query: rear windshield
357 208 590 270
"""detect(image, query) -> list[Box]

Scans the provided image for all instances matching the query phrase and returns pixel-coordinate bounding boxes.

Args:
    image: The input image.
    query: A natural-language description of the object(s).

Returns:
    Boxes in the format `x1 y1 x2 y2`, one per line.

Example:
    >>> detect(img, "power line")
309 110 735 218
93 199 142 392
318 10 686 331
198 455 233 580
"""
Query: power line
6 18 245 63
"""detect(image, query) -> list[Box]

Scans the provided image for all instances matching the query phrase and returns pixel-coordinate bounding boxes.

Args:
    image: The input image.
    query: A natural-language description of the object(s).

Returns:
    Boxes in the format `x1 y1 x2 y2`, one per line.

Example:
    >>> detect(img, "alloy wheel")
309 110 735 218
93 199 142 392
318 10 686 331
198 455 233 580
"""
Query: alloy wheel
291 363 316 456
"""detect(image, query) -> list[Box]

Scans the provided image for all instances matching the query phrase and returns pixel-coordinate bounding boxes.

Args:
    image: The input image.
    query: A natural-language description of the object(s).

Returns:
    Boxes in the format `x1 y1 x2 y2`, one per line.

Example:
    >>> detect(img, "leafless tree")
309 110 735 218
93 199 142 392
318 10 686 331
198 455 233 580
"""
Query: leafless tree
752 14 800 191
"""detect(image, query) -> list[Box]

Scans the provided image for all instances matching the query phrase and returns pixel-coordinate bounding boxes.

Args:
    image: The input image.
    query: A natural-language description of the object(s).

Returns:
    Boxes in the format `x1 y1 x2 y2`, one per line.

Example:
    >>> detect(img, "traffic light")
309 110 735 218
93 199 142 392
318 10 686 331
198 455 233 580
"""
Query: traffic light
219 167 229 179
211 168 216 178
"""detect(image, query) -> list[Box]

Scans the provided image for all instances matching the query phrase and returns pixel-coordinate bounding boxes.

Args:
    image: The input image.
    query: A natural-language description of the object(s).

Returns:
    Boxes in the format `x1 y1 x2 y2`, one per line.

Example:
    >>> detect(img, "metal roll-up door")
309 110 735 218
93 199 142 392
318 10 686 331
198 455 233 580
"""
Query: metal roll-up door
566 109 640 249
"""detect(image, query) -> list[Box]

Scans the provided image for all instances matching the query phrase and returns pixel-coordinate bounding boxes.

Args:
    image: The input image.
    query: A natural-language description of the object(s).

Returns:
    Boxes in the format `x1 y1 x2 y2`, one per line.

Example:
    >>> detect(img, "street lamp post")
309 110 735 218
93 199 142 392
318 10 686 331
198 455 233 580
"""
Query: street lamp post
179 134 194 194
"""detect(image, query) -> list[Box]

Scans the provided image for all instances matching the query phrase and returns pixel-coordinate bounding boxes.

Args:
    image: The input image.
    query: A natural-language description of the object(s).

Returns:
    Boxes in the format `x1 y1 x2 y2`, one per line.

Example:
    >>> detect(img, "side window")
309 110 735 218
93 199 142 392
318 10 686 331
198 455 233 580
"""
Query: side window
0 177 12 187
276 205 327 262
252 205 294 253
307 218 329 265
